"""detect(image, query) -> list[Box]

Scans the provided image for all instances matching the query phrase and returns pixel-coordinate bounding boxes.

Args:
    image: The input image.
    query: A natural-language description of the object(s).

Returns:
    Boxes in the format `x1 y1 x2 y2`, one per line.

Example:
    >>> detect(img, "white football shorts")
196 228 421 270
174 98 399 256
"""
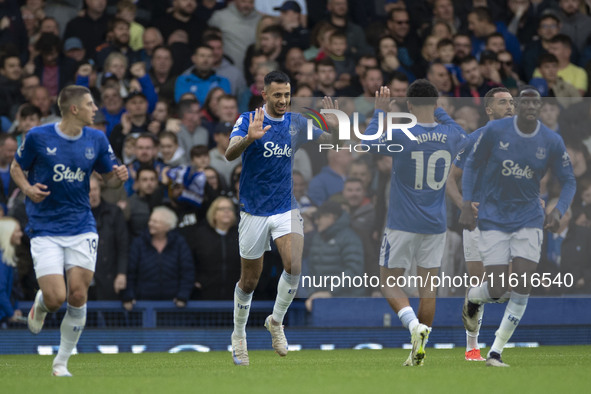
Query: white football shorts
379 229 446 270
478 228 543 266
238 209 304 259
31 232 98 278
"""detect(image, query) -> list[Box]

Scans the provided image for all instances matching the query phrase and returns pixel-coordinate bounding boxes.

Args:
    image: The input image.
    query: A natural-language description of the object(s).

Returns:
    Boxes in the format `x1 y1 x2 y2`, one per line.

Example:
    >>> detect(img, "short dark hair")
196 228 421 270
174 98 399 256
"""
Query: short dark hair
459 55 478 67
389 71 409 84
470 7 493 24
329 30 347 42
159 130 178 144
35 33 61 55
315 57 335 71
538 53 559 67
108 17 129 33
202 33 222 45
344 177 364 187
190 145 209 159
0 133 17 146
177 98 200 117
136 165 158 180
0 50 19 69
57 85 91 115
437 38 453 50
261 25 283 39
486 32 505 45
539 13 560 27
264 70 290 87
194 45 213 55
136 132 158 146
484 87 511 109
549 34 572 49
19 103 42 119
406 79 439 106
518 85 541 97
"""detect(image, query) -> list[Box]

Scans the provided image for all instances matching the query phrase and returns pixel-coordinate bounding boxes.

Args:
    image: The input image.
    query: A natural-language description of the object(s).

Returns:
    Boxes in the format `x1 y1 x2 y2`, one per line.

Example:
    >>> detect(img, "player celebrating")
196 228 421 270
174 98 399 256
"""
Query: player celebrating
10 85 128 376
459 87 576 367
365 80 467 366
225 71 334 366
446 87 515 361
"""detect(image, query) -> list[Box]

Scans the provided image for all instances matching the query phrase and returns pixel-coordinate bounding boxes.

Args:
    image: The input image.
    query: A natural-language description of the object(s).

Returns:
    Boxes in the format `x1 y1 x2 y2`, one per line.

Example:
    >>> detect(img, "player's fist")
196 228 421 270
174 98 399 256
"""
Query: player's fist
543 207 561 233
25 183 51 203
459 201 477 231
112 165 129 182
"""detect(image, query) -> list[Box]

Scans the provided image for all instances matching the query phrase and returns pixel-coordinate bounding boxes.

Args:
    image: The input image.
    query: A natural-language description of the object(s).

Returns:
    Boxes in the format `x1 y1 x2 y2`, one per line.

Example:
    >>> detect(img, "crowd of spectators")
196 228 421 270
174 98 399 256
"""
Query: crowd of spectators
1 0 591 322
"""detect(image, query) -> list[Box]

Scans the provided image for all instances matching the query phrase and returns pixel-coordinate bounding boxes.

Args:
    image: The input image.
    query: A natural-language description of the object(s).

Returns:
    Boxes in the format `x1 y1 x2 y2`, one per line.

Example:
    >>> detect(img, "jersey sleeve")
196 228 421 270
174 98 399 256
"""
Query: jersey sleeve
462 124 493 202
549 136 577 216
453 130 479 170
229 113 250 139
93 132 119 174
14 130 38 171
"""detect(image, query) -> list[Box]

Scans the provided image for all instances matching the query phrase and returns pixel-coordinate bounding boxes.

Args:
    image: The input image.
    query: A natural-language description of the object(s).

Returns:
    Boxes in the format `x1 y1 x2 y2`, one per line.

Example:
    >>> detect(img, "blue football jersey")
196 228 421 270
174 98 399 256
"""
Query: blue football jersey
365 108 467 234
230 107 323 216
462 117 576 233
15 123 117 237
453 126 486 203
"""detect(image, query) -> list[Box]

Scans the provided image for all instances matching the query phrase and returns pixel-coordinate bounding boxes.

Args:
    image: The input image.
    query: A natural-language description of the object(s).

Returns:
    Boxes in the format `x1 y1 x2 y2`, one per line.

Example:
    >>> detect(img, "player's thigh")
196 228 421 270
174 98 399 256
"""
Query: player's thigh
479 230 511 266
238 212 272 260
415 232 446 269
463 228 483 265
272 210 304 273
509 228 543 264
379 229 417 270
30 236 66 279
63 232 99 273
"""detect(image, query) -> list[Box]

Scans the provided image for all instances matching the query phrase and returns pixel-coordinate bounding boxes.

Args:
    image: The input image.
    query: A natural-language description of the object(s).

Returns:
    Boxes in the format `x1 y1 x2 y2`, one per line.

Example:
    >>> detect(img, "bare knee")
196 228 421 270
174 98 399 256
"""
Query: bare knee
67 288 88 307
42 290 66 312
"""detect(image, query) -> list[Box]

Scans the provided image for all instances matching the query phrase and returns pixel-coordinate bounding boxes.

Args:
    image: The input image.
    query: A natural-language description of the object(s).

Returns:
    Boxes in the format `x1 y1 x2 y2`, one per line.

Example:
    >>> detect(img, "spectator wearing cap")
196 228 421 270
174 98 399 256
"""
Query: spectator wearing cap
202 33 247 97
109 90 151 159
174 45 231 104
209 121 241 186
63 0 109 60
305 200 365 310
33 33 78 98
276 1 310 50
208 0 262 73
63 37 86 63
256 0 308 25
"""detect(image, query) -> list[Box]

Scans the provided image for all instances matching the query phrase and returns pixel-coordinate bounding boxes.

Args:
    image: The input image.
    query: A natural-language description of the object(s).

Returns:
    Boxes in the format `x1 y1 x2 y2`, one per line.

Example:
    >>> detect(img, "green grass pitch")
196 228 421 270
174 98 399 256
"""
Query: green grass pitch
1 346 589 393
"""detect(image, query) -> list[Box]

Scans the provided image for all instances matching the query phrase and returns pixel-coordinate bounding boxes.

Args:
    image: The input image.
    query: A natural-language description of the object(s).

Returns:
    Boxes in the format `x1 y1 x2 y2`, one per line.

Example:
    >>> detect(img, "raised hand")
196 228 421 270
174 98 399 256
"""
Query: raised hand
321 96 339 130
247 107 271 141
375 86 391 112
